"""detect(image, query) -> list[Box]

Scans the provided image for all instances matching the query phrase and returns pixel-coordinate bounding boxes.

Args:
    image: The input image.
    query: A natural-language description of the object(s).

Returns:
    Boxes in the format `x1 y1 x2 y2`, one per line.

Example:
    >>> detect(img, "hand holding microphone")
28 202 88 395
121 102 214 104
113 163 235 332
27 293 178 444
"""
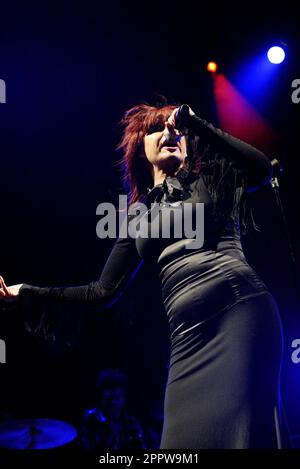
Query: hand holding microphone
163 104 195 143
167 104 195 130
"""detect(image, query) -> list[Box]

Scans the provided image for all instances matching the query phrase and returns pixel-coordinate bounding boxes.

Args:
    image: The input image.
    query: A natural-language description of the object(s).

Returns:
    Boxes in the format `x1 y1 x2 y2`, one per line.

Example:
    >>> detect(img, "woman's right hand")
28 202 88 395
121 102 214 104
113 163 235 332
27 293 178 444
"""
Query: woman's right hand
0 276 23 301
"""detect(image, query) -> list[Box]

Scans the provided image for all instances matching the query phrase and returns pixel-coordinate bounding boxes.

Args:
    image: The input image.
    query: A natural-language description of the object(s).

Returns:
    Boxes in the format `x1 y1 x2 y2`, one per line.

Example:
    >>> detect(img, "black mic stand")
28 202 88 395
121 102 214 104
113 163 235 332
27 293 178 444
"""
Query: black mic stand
270 158 300 306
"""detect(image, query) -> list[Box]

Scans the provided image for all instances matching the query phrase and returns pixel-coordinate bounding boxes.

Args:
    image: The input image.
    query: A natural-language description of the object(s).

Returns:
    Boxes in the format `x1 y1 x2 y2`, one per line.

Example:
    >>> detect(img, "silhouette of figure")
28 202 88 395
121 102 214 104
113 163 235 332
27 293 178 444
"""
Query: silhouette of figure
79 368 146 449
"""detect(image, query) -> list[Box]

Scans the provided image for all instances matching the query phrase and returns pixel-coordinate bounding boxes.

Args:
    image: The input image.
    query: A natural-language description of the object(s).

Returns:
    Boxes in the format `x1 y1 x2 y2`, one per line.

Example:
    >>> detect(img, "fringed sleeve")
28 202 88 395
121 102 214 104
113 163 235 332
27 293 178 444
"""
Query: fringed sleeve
182 113 273 235
18 225 143 343
185 113 273 191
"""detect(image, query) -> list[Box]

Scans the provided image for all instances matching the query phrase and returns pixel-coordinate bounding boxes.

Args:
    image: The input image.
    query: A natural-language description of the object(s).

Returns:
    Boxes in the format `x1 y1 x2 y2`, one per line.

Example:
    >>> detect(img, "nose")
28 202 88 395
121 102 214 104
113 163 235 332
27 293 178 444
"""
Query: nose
163 122 183 143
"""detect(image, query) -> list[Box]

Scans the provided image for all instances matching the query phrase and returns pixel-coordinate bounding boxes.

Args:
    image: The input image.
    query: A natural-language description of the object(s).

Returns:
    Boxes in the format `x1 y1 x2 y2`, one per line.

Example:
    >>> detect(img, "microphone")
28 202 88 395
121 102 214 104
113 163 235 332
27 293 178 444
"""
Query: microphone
175 104 191 131
162 104 191 144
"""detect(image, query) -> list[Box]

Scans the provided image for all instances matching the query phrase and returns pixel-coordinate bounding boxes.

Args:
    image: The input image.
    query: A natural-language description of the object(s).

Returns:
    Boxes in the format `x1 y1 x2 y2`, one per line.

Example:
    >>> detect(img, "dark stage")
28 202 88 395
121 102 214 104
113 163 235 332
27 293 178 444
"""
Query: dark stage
0 0 300 463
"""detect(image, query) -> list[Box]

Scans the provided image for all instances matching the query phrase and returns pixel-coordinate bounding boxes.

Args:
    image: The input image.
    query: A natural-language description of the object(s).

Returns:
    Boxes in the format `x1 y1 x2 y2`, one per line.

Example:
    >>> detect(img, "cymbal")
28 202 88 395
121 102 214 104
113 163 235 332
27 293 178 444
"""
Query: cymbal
0 418 78 449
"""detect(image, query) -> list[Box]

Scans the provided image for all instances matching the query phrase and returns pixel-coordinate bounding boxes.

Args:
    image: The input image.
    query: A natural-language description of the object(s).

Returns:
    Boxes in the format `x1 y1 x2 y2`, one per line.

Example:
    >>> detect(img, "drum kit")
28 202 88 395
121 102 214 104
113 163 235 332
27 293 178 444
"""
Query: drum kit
0 418 78 449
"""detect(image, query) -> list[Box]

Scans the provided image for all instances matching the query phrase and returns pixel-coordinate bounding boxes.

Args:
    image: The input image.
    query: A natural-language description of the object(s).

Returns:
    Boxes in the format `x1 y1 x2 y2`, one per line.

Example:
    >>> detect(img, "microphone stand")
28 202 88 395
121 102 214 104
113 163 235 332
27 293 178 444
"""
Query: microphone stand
270 158 300 307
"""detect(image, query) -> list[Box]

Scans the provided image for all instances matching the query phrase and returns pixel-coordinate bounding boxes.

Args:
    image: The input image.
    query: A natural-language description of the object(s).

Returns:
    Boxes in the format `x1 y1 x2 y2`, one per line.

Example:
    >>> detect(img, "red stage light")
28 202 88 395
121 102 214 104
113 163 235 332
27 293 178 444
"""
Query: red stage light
207 62 218 73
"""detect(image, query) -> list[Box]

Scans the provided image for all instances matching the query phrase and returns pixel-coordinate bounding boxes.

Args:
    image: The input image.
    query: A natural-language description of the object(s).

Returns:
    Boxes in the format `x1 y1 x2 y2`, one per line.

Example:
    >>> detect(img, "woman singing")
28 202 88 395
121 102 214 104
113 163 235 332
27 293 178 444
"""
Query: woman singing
0 102 289 448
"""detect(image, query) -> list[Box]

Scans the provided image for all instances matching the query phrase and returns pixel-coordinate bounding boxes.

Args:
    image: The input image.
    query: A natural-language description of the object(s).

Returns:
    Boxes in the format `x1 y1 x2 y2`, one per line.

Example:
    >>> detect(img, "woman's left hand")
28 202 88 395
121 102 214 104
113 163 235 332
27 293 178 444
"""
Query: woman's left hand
167 105 195 128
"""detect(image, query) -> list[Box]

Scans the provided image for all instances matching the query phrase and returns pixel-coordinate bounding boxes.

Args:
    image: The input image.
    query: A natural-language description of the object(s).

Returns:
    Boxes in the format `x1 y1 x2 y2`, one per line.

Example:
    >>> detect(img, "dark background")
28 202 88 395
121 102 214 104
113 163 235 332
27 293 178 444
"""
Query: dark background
0 0 300 445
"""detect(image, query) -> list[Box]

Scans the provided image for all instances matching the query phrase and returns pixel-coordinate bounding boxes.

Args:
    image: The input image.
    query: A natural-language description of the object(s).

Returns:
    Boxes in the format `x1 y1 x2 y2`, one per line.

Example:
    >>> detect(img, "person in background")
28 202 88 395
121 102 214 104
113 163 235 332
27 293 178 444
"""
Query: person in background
79 368 146 449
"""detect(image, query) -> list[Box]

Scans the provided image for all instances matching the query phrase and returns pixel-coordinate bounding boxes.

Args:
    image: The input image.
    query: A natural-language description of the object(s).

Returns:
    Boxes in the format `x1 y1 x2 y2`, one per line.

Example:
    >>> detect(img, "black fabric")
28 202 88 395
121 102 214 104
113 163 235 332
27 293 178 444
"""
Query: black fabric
185 113 272 189
157 248 285 448
15 114 290 448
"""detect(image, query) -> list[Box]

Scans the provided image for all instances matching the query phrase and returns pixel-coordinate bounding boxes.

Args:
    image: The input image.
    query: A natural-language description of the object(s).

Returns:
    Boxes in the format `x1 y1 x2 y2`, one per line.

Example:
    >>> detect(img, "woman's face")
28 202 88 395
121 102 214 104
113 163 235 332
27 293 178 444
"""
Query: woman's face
143 119 187 173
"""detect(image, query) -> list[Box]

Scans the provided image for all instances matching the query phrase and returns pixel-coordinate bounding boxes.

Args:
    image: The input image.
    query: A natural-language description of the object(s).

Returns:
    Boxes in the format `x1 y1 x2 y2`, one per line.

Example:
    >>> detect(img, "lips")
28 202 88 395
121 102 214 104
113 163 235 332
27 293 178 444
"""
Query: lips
160 141 178 150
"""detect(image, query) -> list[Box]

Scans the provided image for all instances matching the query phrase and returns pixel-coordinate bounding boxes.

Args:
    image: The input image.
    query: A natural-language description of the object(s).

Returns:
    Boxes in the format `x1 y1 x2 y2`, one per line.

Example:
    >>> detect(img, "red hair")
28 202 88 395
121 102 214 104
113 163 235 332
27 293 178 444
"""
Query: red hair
116 103 177 206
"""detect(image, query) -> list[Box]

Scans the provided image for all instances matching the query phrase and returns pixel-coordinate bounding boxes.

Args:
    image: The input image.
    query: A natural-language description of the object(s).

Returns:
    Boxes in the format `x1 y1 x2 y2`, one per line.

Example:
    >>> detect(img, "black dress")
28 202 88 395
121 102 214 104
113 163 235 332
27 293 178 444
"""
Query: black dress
18 114 289 448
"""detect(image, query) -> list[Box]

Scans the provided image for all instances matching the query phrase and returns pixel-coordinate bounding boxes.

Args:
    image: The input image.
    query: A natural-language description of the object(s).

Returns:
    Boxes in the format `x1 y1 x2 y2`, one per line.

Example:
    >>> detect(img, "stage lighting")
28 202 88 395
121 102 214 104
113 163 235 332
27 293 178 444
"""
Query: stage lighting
267 46 285 64
207 62 218 73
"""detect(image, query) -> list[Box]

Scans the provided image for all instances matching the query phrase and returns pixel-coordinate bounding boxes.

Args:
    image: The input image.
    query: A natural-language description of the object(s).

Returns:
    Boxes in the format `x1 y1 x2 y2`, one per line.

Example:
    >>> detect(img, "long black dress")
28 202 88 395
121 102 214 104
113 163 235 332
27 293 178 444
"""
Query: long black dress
18 114 289 448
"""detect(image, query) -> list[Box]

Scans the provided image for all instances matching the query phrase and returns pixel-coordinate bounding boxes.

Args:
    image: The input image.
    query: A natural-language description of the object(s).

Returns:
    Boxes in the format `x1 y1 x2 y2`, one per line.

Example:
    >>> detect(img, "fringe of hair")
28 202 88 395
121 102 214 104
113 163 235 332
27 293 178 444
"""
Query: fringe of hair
182 135 260 236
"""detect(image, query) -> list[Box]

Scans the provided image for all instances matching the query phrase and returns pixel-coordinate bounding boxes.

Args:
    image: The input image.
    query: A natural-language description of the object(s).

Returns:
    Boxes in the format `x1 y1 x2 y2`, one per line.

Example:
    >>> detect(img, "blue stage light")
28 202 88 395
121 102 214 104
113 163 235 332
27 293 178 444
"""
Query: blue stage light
267 46 285 64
